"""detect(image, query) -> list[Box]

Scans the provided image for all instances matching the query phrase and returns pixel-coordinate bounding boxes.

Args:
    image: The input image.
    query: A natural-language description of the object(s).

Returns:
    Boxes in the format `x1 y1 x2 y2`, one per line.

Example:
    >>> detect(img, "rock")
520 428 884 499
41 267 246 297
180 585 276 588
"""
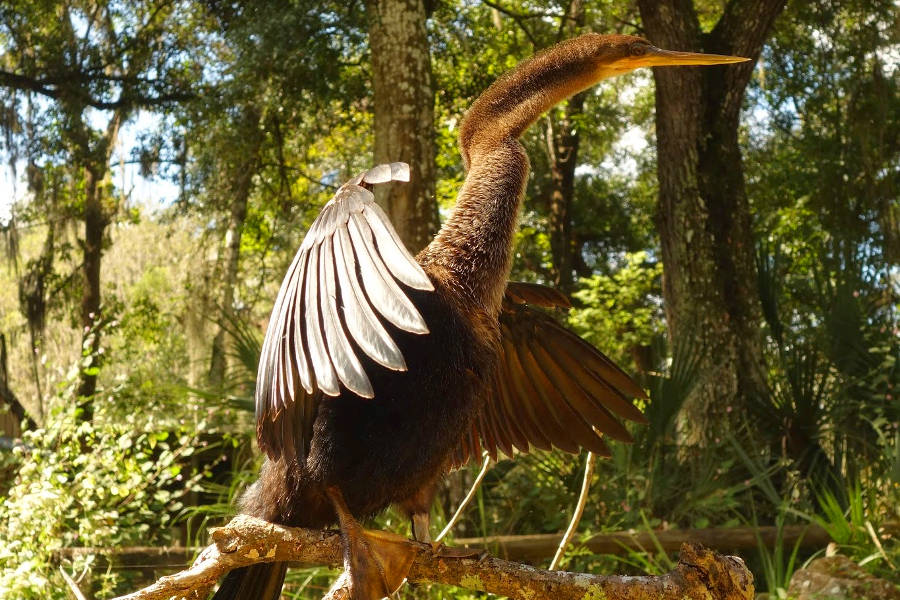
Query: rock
787 555 900 600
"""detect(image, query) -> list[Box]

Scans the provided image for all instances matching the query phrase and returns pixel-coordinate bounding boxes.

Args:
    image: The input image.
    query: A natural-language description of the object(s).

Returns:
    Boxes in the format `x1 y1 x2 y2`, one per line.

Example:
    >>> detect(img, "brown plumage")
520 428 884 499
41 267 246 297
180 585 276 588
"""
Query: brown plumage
212 33 747 600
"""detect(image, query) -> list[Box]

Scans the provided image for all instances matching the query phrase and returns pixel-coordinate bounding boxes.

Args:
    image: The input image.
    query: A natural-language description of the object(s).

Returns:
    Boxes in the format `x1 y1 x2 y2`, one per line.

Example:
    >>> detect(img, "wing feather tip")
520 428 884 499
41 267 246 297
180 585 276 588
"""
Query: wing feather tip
390 162 410 181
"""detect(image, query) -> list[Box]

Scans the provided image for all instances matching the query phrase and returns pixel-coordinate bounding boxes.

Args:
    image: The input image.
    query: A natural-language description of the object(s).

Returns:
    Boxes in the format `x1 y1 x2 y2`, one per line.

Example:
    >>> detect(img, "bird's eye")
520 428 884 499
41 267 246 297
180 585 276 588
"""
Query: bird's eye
629 43 649 57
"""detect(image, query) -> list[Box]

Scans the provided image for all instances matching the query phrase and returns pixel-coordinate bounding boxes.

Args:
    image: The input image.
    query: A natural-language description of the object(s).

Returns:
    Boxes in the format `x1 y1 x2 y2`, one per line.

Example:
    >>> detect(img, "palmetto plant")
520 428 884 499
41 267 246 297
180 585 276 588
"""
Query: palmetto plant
755 238 899 505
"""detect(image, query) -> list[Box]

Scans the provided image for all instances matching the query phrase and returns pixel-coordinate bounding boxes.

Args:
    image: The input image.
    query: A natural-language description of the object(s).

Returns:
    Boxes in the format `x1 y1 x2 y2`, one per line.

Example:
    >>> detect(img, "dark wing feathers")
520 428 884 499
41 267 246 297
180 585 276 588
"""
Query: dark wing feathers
503 281 572 308
495 347 552 452
513 339 587 454
255 162 646 466
451 282 646 468
499 333 565 450
255 163 432 460
541 329 646 423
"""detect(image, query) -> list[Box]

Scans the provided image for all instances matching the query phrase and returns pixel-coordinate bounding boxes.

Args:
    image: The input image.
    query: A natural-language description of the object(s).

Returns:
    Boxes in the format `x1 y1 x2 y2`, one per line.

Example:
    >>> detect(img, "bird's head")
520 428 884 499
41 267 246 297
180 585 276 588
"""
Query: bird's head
590 34 750 78
458 33 750 168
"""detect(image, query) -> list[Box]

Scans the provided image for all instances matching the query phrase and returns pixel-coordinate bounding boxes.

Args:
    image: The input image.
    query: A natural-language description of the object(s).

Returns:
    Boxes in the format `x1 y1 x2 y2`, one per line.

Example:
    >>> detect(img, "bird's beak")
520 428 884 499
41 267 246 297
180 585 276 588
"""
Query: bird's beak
642 47 751 67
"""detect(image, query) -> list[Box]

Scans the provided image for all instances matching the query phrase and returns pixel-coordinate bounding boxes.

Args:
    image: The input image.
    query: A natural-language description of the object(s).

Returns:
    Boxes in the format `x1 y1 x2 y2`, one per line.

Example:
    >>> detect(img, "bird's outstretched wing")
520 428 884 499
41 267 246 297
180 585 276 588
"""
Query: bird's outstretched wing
255 163 434 461
451 282 647 467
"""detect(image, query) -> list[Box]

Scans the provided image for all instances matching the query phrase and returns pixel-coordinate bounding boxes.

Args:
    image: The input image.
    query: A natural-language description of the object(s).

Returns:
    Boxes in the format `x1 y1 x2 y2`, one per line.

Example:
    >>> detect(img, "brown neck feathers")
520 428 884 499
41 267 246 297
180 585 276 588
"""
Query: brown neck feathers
419 34 639 314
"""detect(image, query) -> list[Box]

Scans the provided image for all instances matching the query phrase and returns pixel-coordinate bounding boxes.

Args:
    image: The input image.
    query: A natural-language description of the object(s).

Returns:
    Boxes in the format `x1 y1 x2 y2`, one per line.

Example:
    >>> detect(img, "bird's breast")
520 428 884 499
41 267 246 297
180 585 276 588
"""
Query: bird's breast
305 280 498 519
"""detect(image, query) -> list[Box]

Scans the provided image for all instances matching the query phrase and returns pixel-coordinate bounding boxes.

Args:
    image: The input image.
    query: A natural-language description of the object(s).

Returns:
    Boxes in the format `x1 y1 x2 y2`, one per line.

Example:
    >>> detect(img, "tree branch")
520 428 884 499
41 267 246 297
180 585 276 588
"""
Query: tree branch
0 70 60 100
482 0 541 49
0 68 195 111
712 0 788 58
111 515 755 600
707 0 787 122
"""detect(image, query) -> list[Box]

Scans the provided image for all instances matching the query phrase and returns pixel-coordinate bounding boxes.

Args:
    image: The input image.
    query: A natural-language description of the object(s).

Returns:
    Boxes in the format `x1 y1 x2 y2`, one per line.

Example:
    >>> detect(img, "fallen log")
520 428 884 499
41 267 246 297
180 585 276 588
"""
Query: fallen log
57 523 838 570
112 514 754 600
456 523 833 562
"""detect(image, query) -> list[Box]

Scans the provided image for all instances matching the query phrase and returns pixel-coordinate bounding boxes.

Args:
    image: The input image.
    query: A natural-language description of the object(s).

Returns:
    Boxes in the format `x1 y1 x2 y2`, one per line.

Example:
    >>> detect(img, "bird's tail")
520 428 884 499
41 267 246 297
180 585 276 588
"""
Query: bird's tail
211 562 287 600
211 460 332 600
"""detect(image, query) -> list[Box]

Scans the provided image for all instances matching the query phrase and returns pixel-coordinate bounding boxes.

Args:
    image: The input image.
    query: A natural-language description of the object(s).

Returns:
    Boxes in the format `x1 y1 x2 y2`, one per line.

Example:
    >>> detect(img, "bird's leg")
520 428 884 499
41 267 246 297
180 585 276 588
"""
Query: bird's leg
411 512 431 543
398 480 482 559
397 479 437 543
326 486 416 600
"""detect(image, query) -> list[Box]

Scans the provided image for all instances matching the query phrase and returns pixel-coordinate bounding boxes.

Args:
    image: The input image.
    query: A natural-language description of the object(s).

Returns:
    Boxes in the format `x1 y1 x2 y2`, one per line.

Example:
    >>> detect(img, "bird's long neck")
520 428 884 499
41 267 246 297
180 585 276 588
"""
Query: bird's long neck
419 34 621 314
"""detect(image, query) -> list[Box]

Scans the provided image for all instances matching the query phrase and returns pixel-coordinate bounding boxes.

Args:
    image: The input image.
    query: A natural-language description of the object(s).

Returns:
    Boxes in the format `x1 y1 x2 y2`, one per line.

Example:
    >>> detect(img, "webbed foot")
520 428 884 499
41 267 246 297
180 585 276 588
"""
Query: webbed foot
428 541 485 559
327 487 417 600
345 528 416 599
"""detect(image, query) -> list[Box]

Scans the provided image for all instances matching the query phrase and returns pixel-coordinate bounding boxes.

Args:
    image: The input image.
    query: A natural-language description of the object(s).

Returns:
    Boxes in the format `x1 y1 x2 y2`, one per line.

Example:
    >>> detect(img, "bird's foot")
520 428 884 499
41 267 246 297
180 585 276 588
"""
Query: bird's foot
345 527 417 600
427 541 485 559
327 486 417 600
406 507 480 557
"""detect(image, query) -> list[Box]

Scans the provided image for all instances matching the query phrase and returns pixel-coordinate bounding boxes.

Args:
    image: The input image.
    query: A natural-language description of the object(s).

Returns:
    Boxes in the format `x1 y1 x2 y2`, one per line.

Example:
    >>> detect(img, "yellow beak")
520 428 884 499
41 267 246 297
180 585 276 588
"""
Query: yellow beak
642 47 751 67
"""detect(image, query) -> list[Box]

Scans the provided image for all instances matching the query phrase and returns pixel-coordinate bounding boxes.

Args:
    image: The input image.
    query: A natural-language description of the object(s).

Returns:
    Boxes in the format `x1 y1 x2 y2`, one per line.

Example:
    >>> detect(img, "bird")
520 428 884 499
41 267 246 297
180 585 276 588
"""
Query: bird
212 33 747 600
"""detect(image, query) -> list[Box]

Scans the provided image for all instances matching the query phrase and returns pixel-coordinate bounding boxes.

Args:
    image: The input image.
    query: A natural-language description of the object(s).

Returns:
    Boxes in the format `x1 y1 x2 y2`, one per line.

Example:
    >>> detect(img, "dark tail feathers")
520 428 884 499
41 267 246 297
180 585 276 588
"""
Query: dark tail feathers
211 562 287 600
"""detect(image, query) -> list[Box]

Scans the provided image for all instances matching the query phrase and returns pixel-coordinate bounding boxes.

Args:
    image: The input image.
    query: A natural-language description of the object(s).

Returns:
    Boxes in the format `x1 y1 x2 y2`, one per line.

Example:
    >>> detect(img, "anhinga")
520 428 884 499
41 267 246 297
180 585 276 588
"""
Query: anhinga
212 34 746 600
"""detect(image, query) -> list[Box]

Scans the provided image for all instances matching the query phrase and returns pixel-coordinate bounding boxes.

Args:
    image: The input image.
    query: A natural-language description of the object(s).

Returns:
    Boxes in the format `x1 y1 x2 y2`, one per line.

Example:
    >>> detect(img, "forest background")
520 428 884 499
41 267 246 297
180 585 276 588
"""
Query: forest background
0 0 897 598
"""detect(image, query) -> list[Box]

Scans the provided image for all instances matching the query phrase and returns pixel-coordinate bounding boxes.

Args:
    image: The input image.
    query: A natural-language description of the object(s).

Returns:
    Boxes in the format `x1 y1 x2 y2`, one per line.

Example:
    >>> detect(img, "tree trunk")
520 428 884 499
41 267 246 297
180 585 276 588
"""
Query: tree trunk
0 333 26 436
76 165 107 417
19 200 55 420
546 91 585 294
75 113 121 420
208 106 263 389
637 0 786 440
365 0 439 253
544 0 585 295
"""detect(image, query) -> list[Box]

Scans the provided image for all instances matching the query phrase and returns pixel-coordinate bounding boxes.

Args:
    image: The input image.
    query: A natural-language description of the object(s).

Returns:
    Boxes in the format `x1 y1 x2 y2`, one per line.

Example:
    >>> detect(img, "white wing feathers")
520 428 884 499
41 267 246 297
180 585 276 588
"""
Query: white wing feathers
256 163 433 417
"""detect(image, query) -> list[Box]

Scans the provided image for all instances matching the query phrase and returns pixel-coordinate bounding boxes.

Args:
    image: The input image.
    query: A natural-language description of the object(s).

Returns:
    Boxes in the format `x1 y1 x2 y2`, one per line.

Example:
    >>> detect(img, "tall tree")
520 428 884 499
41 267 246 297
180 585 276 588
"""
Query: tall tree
365 0 440 253
545 89 585 294
0 1 200 418
486 0 591 292
207 104 264 388
543 0 586 294
189 0 362 388
636 0 786 438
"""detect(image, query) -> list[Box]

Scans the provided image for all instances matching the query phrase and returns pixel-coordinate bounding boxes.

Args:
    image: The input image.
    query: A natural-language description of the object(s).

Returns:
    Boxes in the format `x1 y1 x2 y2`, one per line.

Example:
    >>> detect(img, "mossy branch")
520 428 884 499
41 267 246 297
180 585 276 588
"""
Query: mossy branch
112 514 754 600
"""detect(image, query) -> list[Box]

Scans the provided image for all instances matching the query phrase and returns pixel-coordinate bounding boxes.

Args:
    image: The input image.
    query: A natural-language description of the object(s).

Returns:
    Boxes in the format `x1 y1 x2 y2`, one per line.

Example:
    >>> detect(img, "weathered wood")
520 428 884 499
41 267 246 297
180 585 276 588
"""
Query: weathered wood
326 542 754 600
111 515 754 600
